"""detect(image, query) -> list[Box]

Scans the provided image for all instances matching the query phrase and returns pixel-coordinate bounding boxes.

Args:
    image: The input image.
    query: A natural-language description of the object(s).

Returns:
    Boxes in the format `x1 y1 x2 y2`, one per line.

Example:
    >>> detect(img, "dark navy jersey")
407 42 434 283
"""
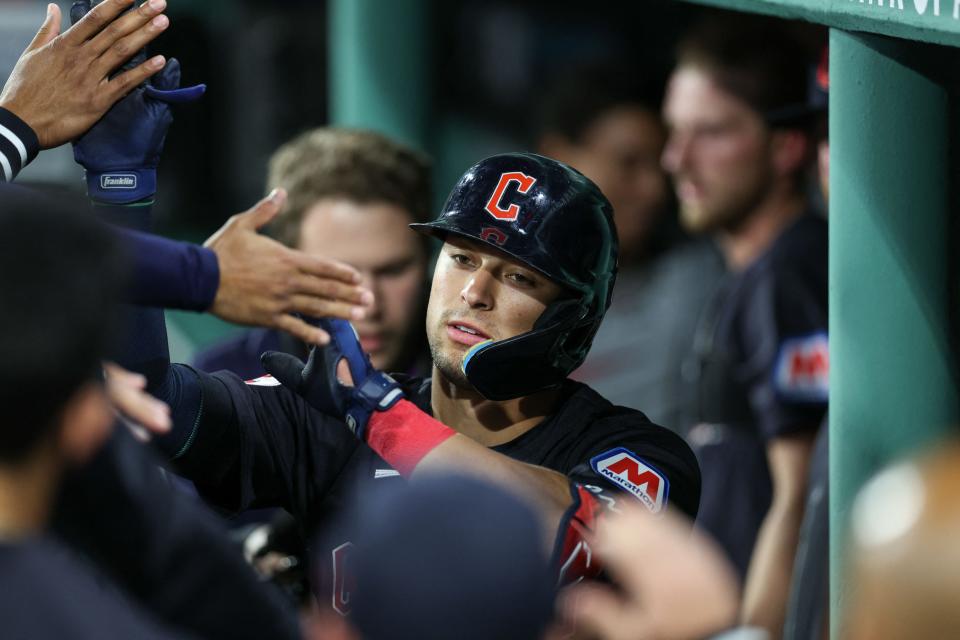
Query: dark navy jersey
0 537 187 640
683 212 828 577
172 368 700 612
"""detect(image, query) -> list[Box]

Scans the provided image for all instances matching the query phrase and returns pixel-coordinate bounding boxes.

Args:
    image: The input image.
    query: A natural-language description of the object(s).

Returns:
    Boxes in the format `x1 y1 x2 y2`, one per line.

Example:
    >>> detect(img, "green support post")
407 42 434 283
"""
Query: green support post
328 0 431 150
829 29 958 636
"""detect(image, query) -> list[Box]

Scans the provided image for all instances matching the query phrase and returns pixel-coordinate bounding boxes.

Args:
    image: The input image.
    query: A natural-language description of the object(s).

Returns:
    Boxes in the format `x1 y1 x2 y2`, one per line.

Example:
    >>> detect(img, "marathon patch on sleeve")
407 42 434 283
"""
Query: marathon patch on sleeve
245 375 281 387
773 332 829 403
589 448 669 514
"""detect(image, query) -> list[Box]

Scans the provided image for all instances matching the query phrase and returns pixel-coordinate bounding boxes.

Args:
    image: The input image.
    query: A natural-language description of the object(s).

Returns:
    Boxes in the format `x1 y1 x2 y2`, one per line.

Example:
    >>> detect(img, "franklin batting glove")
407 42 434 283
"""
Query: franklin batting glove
70 1 205 204
261 319 404 440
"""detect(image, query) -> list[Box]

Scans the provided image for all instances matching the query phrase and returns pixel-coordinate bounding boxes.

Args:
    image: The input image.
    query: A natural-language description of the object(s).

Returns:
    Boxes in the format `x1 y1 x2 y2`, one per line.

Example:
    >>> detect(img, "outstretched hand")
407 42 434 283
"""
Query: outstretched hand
205 190 375 346
0 0 171 149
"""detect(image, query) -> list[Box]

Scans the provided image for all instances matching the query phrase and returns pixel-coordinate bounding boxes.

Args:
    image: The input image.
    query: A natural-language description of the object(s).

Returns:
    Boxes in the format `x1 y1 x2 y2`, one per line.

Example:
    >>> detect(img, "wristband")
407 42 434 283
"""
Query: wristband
86 168 157 205
365 399 457 476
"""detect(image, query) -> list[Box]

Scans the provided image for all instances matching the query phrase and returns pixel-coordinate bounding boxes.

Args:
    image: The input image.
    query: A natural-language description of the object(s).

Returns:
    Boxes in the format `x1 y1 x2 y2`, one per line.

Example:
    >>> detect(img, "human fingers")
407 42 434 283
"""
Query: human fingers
25 4 61 53
92 13 168 79
87 0 166 57
290 273 373 308
105 54 165 101
233 189 286 231
103 362 146 389
290 250 362 286
286 295 367 322
272 314 331 346
62 0 135 46
104 363 171 435
560 585 642 640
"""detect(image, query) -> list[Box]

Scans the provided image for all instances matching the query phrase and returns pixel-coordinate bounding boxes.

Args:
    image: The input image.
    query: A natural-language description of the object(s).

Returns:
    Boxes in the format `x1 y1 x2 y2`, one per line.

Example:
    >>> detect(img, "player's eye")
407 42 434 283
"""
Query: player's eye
506 271 536 287
449 253 474 267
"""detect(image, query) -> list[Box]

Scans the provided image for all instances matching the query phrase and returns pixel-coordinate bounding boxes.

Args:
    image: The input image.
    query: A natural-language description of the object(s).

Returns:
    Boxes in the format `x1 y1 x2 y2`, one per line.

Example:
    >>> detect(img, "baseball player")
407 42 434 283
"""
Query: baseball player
67 8 701 601
115 151 701 609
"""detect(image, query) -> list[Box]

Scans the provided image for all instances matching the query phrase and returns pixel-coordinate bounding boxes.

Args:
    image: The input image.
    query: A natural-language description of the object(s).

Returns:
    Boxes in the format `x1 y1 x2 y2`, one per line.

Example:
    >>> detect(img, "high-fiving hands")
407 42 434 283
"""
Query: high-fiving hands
0 0 172 150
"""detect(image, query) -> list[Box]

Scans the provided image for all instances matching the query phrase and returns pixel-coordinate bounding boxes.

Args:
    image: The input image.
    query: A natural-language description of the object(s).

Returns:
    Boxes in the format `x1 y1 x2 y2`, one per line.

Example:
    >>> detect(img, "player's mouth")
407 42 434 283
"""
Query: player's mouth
676 180 702 203
358 332 383 354
446 321 491 346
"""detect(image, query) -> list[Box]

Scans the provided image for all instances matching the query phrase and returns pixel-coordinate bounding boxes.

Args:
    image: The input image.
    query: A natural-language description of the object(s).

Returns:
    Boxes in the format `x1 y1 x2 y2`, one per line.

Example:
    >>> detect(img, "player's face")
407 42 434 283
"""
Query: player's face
562 106 670 261
661 66 775 234
426 237 565 390
299 199 427 371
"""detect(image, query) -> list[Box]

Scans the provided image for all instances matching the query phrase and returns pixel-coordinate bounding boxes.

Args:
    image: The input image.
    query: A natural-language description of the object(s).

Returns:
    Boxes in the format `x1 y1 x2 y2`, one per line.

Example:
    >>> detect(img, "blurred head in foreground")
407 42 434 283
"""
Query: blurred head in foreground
0 186 125 531
310 474 556 640
845 441 960 639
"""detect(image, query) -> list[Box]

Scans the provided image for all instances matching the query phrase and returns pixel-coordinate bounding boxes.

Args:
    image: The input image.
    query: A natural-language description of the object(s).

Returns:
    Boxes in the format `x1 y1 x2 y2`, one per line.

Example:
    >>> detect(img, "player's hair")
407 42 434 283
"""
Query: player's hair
0 187 125 463
535 62 665 144
675 16 811 127
266 128 433 249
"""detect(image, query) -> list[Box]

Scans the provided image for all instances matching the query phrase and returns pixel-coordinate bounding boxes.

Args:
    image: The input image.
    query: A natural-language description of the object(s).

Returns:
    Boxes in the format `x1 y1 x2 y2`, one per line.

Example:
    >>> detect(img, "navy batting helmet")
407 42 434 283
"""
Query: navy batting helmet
411 152 618 400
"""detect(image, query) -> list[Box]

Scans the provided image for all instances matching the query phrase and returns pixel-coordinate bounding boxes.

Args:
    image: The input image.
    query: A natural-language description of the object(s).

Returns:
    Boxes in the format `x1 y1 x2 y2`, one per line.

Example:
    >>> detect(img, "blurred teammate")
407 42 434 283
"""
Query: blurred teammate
0 191 293 639
308 474 555 640
662 17 825 637
195 128 432 379
537 64 724 429
844 442 960 639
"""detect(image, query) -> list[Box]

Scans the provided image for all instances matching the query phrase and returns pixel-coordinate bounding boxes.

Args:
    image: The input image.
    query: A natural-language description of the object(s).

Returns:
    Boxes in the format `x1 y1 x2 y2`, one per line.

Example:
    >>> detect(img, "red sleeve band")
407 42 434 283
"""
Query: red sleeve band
365 399 457 476
556 485 605 585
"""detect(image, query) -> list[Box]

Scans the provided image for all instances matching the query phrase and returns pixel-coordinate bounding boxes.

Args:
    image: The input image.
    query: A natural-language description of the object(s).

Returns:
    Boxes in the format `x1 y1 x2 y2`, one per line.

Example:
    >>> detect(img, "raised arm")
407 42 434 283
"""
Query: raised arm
0 0 169 165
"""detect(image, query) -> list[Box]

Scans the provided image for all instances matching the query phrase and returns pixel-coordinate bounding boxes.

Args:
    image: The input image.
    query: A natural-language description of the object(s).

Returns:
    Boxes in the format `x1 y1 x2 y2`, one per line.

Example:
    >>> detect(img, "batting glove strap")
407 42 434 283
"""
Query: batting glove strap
344 372 404 439
261 318 406 440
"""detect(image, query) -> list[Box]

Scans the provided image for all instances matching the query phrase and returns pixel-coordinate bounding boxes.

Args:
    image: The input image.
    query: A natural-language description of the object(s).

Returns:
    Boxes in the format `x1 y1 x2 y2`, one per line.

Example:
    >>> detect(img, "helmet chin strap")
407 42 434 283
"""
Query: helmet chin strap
459 299 589 401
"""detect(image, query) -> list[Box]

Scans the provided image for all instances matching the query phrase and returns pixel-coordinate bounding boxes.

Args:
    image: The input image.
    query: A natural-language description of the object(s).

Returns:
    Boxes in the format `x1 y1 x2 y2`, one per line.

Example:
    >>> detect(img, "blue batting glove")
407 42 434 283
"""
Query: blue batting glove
72 58 205 204
69 1 205 204
261 319 404 439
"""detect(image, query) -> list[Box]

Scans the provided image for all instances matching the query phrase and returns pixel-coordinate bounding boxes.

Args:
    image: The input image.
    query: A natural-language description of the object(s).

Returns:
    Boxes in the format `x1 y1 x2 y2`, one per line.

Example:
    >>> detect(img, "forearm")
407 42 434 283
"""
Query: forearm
739 495 806 634
367 399 573 547
118 227 219 311
0 107 40 182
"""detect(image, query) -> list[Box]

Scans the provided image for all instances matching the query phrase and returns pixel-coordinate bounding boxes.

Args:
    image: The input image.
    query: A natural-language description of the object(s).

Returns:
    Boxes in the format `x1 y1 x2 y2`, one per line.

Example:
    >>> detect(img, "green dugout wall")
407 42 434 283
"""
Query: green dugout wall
329 0 960 635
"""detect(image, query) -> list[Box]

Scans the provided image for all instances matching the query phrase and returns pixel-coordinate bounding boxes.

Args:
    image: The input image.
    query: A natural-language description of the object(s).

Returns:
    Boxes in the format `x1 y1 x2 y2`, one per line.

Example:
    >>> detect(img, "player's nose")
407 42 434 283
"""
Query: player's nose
661 130 692 174
460 271 494 310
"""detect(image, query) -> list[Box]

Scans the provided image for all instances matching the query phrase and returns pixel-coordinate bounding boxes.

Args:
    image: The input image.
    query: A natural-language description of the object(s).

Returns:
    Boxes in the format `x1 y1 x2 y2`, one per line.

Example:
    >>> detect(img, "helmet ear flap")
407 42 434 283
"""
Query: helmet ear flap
534 298 594 370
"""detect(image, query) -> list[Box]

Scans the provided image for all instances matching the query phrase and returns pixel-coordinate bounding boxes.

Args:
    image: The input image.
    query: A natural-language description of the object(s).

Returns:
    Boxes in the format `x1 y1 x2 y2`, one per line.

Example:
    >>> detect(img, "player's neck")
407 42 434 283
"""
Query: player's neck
718 190 806 271
430 370 561 447
0 441 61 540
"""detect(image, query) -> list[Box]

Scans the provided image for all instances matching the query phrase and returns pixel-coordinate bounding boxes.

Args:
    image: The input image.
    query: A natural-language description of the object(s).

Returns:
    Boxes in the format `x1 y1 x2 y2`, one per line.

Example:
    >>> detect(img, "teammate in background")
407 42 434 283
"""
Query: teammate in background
195 129 432 379
662 17 826 637
536 64 724 430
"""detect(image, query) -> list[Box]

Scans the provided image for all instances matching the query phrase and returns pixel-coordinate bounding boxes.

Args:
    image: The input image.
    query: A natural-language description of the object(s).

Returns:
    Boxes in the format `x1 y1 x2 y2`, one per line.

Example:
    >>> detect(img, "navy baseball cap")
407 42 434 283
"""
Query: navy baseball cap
322 474 556 640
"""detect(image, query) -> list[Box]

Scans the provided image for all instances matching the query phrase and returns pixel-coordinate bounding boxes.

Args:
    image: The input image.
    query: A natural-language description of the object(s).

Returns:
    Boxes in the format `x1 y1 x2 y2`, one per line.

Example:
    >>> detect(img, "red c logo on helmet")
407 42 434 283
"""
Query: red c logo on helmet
484 171 537 222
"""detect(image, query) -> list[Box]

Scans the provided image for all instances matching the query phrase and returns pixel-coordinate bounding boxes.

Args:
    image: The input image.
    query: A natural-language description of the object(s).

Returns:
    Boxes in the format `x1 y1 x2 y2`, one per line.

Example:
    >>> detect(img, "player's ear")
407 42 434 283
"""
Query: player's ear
770 128 810 180
57 382 114 465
